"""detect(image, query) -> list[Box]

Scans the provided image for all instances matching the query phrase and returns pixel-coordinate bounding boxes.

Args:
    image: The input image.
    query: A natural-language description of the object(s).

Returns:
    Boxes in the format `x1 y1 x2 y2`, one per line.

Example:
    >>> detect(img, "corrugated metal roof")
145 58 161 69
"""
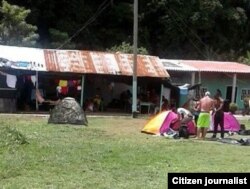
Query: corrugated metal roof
0 45 169 78
161 58 250 73
44 50 170 77
0 45 46 71
161 59 197 71
180 60 250 73
115 53 169 77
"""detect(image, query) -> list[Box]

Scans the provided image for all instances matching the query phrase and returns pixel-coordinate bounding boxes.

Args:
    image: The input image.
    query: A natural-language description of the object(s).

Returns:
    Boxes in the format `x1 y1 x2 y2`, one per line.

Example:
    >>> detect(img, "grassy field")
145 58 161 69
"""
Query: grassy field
0 114 250 189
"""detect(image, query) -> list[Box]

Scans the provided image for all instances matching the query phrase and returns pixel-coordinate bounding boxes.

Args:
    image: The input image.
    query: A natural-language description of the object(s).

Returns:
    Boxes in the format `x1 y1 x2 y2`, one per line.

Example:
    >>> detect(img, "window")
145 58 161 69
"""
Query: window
241 89 250 100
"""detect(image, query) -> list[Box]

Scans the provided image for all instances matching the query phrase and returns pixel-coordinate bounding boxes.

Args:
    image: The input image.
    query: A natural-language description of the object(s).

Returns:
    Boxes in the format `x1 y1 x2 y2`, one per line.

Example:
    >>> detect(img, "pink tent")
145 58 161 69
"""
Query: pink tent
142 110 196 135
159 111 179 133
209 112 240 132
142 111 240 136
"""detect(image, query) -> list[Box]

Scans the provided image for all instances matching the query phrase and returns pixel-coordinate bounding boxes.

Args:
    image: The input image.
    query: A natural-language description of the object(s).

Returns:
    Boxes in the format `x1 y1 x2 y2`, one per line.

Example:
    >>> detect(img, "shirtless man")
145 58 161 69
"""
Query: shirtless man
196 91 214 139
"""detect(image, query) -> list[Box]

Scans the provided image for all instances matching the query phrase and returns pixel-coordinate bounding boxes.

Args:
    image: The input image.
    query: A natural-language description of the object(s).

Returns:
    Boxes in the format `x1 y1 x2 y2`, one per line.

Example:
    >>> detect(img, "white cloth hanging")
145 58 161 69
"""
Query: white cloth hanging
6 74 17 88
31 75 37 87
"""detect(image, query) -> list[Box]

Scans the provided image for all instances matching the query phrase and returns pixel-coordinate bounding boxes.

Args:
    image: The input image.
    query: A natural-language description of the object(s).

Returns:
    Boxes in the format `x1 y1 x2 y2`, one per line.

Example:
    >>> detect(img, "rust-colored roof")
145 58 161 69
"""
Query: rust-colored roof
0 45 169 78
180 60 250 73
44 49 169 77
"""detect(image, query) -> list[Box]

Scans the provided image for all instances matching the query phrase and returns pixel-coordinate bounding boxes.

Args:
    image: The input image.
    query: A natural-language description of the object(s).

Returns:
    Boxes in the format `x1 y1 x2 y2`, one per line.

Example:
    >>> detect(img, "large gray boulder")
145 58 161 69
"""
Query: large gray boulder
48 97 87 125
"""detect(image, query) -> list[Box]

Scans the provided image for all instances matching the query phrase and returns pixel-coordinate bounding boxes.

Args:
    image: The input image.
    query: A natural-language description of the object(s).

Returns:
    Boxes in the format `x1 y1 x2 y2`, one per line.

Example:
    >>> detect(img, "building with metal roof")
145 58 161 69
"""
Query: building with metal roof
162 59 250 111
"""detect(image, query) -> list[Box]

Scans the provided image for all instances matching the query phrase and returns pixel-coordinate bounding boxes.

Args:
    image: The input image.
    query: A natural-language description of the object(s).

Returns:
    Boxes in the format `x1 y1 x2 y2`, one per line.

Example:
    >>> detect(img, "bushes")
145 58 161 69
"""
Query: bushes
229 102 238 114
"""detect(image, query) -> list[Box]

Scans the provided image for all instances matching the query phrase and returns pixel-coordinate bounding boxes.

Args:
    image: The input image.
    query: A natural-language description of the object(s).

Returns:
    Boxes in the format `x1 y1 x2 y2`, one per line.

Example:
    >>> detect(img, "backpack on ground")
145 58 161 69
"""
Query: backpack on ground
178 125 189 139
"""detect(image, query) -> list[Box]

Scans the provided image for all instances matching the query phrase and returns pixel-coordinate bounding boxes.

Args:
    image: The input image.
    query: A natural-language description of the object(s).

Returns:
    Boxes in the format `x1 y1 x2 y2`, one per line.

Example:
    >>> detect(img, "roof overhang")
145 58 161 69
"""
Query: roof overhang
0 45 170 78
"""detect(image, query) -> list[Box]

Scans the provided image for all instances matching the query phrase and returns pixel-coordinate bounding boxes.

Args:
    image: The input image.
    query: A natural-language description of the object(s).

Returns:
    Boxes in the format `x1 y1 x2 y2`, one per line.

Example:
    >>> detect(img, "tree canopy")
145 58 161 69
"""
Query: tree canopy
1 0 250 63
0 0 38 46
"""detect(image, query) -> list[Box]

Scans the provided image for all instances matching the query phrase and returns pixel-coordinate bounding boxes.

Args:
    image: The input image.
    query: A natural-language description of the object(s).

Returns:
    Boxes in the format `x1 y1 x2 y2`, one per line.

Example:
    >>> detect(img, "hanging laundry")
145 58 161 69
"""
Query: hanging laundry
59 80 68 87
60 86 68 95
31 75 37 87
0 71 17 88
77 86 81 91
73 80 78 86
56 86 62 93
6 74 17 88
68 80 74 87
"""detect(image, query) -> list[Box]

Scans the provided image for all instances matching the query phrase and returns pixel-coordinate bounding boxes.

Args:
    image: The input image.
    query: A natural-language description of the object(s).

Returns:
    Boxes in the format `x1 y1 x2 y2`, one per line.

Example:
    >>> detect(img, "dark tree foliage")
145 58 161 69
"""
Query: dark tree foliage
4 0 250 62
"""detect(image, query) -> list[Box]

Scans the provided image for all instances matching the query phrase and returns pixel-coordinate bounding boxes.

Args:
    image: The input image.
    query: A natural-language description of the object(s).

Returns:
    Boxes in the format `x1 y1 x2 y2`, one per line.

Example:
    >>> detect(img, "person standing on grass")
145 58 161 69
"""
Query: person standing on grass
212 89 224 139
196 91 214 140
242 95 250 115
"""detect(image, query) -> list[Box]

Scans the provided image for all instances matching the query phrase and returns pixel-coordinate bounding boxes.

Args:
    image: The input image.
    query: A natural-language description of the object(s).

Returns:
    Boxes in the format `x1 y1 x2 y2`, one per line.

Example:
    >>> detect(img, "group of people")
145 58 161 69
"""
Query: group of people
195 89 224 140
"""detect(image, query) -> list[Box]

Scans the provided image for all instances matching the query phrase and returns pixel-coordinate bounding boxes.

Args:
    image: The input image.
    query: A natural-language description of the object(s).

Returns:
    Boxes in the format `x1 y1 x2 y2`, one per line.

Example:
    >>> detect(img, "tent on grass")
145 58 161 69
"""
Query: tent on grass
142 111 240 136
209 112 240 132
141 110 196 135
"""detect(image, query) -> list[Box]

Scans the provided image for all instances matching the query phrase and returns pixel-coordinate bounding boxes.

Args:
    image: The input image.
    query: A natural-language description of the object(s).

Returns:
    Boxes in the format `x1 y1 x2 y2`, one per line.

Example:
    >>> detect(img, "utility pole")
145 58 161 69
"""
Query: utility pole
132 0 138 118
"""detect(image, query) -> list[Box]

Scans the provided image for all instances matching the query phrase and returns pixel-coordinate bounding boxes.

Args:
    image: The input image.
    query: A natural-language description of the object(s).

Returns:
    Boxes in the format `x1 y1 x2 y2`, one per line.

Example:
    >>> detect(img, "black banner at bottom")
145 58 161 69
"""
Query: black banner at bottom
168 173 250 189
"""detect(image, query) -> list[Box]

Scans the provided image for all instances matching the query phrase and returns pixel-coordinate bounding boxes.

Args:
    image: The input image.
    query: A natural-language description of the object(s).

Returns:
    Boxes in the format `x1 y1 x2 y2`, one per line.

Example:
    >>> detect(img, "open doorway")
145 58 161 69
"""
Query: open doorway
226 86 237 103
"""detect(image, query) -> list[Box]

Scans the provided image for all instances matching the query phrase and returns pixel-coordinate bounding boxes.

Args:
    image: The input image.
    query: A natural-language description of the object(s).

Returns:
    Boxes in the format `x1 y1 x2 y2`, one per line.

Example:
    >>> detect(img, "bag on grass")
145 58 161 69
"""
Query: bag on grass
179 125 189 139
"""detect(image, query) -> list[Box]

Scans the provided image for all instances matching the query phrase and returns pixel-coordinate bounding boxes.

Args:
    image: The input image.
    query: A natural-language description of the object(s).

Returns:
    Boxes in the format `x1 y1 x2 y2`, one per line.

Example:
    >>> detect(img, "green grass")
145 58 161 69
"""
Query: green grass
0 114 250 189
